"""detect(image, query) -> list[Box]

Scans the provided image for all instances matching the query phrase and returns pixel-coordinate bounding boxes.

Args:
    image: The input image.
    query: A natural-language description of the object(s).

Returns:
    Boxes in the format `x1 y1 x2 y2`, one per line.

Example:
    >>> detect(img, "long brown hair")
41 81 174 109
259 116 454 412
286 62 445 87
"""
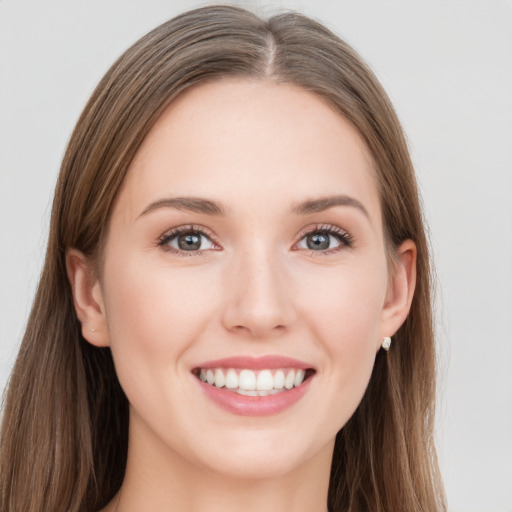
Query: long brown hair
0 5 445 511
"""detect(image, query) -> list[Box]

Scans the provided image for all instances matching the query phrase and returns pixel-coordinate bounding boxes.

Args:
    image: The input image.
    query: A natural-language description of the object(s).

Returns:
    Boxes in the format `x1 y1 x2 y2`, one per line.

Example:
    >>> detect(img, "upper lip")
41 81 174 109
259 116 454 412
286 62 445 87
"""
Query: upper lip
193 355 314 371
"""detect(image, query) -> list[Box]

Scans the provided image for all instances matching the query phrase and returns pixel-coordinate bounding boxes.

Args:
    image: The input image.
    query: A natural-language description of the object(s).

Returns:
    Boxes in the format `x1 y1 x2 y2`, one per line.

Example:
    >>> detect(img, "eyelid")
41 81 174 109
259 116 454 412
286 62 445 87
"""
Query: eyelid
158 222 354 256
296 223 348 237
158 224 220 256
293 223 354 254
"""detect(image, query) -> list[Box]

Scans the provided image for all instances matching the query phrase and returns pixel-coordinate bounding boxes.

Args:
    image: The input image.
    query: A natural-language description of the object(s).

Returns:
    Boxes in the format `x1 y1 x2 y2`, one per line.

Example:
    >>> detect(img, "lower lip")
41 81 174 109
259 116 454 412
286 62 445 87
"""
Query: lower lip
196 376 313 416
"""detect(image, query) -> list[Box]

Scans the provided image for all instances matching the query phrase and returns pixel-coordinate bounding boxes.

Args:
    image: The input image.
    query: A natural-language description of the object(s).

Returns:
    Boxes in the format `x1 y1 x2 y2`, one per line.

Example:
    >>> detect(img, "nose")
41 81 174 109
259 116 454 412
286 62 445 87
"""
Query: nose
221 246 297 339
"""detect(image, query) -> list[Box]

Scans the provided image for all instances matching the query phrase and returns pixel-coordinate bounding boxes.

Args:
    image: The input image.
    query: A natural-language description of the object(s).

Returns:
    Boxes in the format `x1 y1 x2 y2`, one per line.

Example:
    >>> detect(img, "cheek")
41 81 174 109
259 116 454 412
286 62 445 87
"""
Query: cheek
299 258 386 346
296 258 386 416
101 251 218 391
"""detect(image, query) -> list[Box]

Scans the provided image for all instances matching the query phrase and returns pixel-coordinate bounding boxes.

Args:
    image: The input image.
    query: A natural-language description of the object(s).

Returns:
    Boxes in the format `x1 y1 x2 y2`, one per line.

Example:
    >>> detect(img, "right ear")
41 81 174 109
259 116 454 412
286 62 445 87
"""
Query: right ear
65 248 110 347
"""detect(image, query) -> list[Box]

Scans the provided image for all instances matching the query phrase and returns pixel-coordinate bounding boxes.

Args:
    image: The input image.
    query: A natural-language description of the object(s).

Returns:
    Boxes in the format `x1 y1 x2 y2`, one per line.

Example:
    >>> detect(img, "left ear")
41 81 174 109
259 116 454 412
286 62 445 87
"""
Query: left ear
379 239 417 347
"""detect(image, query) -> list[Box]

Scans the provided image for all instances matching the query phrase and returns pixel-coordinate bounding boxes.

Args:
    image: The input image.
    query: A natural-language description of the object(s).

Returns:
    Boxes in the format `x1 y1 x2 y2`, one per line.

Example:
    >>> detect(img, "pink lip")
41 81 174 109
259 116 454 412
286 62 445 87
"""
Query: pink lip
192 355 315 417
196 376 314 416
193 355 313 371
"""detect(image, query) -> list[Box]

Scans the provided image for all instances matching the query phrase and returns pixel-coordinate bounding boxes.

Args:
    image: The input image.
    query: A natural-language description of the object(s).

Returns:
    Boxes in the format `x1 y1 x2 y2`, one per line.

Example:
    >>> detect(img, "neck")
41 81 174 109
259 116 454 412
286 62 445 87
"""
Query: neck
106 412 333 512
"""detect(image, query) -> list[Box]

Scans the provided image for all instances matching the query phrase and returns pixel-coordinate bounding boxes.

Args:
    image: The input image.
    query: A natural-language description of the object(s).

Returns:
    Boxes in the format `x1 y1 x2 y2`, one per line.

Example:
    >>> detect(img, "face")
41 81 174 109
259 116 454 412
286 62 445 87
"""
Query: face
75 79 411 480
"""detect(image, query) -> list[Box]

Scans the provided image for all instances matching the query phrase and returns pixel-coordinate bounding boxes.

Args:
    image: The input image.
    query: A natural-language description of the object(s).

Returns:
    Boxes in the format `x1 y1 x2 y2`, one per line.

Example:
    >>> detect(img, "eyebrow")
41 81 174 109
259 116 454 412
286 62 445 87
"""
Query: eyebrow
138 194 369 219
138 197 227 218
290 195 369 218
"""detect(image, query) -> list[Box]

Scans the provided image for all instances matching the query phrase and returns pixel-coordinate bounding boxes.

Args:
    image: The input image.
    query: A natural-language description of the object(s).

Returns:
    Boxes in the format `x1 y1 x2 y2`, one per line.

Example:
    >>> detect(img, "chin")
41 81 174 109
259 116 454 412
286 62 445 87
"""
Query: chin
201 449 307 480
187 428 330 481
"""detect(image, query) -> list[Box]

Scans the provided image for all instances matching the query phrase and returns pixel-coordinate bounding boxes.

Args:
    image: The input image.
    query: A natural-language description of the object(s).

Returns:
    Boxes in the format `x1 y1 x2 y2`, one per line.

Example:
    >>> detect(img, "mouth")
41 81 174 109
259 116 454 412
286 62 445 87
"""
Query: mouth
191 355 316 415
192 367 316 396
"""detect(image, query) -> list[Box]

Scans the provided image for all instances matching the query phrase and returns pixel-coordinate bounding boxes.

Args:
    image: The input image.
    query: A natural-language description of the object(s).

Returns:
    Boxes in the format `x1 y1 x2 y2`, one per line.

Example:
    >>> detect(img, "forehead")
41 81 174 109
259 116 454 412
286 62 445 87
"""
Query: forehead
117 78 381 225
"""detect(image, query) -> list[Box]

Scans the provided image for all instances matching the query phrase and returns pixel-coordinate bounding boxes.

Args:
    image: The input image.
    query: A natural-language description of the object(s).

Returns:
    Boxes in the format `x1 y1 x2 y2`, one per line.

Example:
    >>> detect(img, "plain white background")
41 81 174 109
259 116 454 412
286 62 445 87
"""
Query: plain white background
1 1 511 511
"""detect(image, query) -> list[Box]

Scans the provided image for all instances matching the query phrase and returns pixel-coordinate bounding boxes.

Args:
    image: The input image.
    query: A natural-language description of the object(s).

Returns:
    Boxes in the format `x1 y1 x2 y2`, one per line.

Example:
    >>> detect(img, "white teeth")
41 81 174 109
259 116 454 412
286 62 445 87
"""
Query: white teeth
274 370 285 389
235 389 281 396
235 389 259 396
256 369 274 391
262 389 280 396
214 368 225 388
294 369 305 387
197 367 310 392
239 369 256 390
225 368 238 389
284 370 295 389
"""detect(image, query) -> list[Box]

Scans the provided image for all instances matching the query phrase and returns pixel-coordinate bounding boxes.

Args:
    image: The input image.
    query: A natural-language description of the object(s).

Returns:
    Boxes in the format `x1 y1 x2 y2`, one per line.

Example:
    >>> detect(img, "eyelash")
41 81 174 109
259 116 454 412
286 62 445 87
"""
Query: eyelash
158 224 219 257
299 224 354 255
157 223 354 257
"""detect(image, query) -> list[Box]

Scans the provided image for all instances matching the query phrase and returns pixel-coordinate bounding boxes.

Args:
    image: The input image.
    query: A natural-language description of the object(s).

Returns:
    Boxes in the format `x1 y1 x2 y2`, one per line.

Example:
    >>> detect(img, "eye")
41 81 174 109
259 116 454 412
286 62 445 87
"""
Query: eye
296 224 353 254
158 225 218 255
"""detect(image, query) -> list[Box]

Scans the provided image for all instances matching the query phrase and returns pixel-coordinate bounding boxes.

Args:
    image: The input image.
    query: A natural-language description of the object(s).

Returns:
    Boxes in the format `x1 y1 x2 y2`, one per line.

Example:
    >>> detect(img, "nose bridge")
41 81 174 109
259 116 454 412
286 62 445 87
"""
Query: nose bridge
222 239 295 337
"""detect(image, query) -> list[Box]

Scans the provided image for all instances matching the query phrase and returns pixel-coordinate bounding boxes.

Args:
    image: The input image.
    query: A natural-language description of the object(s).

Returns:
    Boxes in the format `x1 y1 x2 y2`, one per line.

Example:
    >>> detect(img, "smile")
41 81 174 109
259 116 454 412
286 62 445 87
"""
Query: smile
192 356 316 416
195 367 313 396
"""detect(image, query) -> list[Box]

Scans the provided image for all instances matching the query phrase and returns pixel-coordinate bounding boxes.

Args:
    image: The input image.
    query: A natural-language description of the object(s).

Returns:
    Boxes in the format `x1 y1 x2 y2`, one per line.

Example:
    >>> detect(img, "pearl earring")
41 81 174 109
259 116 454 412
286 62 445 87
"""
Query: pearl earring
382 336 392 351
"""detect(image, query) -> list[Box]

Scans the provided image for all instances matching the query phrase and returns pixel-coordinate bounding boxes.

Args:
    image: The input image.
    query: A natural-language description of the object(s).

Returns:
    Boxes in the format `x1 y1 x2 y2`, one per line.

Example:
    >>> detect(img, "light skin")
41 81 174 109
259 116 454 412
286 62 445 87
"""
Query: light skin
67 79 416 512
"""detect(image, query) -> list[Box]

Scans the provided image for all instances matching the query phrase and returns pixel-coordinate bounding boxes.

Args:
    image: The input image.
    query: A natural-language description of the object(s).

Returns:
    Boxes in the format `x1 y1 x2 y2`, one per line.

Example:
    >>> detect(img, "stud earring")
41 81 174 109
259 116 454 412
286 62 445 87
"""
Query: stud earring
382 336 392 351
89 328 97 332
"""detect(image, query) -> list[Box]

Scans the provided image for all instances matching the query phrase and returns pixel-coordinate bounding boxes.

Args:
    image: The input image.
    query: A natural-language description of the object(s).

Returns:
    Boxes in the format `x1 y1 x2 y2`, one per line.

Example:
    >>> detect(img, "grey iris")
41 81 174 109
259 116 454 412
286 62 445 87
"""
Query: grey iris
178 233 202 250
308 233 329 250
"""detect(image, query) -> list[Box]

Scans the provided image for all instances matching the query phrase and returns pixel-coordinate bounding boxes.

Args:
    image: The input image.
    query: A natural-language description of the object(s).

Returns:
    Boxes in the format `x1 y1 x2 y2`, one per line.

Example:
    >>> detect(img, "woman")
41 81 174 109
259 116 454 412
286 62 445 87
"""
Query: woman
0 5 446 512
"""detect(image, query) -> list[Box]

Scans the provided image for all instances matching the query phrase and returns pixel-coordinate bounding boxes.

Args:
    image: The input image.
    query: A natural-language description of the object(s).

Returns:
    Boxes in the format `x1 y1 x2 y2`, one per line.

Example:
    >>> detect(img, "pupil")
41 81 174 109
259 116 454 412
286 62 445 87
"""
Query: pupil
308 233 329 250
178 233 201 250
